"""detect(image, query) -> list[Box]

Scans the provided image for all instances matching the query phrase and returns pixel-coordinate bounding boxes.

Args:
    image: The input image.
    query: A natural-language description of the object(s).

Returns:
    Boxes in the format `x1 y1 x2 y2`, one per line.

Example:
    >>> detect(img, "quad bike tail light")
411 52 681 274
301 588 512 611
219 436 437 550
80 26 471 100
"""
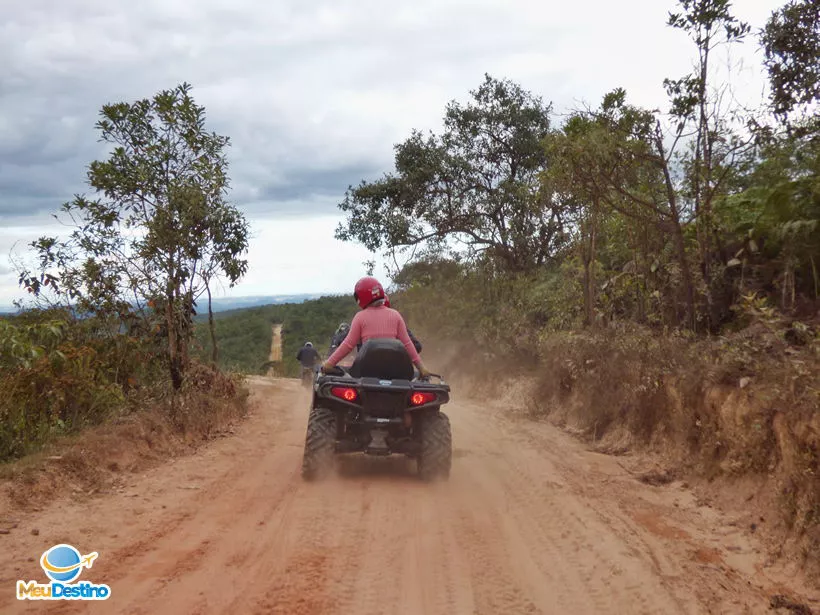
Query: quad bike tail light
410 391 437 406
331 386 358 402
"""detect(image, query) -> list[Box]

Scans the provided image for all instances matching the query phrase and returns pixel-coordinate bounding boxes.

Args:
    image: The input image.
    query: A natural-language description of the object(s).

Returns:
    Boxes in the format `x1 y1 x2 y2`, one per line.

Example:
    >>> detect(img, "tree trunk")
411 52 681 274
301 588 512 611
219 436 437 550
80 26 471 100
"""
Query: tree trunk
207 282 218 366
582 260 593 327
588 241 596 326
165 293 183 391
581 206 598 327
655 123 697 331
696 35 716 332
179 291 192 372
672 220 696 331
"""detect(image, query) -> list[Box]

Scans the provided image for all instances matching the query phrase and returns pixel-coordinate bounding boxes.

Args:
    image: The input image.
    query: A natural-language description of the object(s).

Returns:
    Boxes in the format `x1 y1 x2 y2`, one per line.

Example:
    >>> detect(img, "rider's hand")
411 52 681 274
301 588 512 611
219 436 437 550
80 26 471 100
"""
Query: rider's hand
320 361 332 374
417 365 432 380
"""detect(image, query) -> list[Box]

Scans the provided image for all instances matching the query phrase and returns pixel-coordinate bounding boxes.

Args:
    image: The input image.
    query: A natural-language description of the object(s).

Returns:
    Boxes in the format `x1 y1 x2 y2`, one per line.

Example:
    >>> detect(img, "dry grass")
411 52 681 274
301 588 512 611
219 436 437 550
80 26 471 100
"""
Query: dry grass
0 364 249 514
421 321 819 583
531 324 818 580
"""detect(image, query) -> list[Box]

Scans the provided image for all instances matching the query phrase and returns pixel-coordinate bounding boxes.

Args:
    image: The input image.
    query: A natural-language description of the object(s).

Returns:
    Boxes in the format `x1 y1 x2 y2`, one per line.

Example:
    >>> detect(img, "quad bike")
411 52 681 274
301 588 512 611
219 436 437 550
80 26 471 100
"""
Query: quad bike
301 338 452 481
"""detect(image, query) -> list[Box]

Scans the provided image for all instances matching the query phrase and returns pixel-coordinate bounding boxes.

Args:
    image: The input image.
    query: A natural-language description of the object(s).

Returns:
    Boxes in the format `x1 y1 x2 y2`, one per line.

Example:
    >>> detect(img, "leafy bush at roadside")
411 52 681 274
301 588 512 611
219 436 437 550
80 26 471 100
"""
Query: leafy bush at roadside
1 314 131 461
0 308 246 464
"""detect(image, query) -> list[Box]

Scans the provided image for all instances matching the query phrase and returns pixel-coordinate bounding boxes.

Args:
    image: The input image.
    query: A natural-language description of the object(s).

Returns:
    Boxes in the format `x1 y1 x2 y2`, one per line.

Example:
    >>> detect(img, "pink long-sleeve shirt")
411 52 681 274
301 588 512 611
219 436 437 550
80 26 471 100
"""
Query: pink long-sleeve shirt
326 305 422 367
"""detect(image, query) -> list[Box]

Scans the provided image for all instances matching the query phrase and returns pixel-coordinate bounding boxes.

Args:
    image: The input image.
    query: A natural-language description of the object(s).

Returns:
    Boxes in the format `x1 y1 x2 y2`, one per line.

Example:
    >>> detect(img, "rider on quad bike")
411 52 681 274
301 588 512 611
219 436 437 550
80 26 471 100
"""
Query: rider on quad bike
328 304 422 358
304 277 450 481
328 323 357 369
328 322 350 355
296 341 320 386
321 277 431 378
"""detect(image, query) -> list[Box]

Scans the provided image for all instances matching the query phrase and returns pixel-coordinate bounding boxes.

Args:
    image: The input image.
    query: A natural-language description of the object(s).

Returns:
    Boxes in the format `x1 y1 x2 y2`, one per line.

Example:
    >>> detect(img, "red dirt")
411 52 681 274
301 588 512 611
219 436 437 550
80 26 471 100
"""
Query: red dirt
0 376 817 614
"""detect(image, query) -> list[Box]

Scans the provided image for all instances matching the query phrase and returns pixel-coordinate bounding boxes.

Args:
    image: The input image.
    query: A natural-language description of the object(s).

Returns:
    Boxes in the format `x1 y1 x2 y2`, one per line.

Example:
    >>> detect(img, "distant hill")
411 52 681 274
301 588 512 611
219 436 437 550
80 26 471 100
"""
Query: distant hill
192 294 358 376
203 293 330 313
0 294 331 318
3 293 357 377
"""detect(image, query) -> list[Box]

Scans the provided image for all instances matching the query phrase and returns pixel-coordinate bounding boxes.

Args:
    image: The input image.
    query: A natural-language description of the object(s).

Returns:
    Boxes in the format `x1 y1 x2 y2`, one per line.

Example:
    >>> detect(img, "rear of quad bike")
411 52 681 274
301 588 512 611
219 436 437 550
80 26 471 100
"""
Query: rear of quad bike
300 339 452 481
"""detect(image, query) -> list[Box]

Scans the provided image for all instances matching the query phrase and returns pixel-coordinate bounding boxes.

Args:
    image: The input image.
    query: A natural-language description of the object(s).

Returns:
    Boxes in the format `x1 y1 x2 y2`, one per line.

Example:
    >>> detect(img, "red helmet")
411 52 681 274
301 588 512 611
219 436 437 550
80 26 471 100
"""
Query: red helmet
354 276 385 309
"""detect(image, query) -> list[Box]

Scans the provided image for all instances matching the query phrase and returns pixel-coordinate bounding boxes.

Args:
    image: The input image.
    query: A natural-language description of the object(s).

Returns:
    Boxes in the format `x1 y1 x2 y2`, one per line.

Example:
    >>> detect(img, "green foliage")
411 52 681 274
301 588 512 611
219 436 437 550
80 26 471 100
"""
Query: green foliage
716 127 820 306
3 84 251 464
394 257 579 355
336 74 568 273
191 296 358 376
379 2 817 336
17 82 250 390
664 0 750 122
546 88 701 329
389 104 816 337
0 319 66 369
0 311 165 462
762 0 820 124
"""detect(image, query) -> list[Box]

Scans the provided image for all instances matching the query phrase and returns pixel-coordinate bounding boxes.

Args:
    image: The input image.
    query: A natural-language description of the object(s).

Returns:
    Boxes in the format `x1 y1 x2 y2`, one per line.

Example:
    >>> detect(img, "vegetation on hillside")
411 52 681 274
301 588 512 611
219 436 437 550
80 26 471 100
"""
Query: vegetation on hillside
337 0 819 574
192 295 358 376
2 84 249 463
337 0 819 354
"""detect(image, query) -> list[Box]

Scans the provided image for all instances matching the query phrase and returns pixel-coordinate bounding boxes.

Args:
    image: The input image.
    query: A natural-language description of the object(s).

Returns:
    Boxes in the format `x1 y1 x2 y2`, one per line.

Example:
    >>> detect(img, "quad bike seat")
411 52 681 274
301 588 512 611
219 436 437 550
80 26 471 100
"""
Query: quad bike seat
348 338 415 381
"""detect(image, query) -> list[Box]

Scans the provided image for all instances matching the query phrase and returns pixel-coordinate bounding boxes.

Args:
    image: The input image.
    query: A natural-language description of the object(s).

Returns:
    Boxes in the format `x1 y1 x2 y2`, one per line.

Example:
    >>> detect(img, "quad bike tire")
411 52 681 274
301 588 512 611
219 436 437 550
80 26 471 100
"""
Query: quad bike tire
417 411 452 481
301 406 337 480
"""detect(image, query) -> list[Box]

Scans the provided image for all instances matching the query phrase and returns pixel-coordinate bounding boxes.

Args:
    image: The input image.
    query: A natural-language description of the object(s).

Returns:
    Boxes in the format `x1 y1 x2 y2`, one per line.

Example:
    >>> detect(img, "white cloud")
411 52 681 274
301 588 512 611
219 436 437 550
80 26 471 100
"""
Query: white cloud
0 213 388 308
225 214 387 298
0 0 780 304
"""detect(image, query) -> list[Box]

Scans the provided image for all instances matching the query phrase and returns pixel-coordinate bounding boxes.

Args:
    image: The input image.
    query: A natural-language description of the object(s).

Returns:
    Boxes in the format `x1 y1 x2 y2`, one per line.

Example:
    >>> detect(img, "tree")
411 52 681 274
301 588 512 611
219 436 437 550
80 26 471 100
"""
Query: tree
716 124 820 309
336 75 568 274
664 0 752 329
19 83 249 390
762 0 820 127
198 203 250 365
551 90 699 329
553 1 753 331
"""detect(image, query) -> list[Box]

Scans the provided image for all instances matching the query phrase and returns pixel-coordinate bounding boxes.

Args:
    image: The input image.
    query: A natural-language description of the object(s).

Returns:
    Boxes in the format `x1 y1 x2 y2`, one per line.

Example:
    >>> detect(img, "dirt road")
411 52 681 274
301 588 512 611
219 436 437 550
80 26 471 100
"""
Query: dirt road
1 377 816 614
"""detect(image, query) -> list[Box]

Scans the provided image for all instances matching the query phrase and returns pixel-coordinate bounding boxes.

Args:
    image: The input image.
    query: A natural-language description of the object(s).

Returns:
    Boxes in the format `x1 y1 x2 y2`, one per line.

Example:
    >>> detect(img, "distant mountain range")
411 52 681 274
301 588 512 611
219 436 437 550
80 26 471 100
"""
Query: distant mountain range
0 293 339 316
206 294 333 312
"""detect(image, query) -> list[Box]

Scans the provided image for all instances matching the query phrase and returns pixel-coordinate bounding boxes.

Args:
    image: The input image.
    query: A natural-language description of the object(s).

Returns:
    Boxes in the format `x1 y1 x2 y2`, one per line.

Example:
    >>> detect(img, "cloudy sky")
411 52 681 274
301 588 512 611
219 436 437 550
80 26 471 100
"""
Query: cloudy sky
0 0 779 308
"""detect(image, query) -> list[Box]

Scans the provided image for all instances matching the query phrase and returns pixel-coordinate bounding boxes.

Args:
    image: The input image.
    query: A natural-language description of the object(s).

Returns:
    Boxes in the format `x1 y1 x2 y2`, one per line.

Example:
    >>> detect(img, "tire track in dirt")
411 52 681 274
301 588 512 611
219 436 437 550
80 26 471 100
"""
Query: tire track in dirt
1 376 812 614
445 403 684 615
464 399 814 614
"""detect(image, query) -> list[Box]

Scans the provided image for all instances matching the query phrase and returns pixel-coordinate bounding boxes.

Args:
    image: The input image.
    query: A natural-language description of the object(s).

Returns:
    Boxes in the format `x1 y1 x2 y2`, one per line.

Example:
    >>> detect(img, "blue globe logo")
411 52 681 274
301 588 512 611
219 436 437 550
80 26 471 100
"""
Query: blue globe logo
41 544 83 583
